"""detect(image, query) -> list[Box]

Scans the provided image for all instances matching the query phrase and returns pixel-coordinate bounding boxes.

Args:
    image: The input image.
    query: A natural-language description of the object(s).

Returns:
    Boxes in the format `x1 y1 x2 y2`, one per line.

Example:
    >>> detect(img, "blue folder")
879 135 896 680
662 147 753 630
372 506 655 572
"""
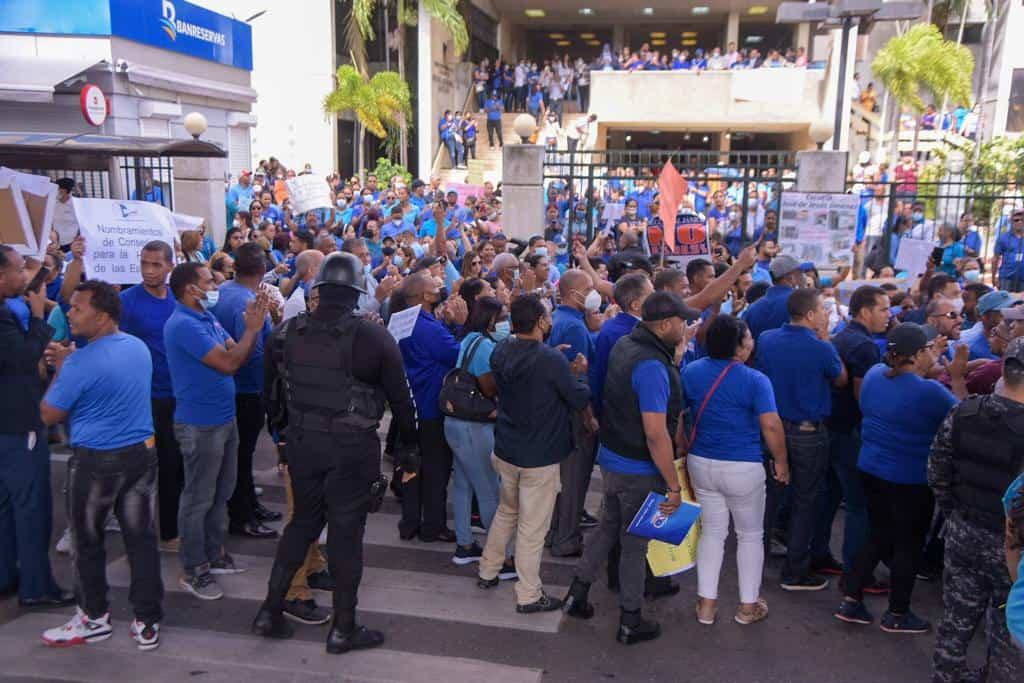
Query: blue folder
626 492 702 546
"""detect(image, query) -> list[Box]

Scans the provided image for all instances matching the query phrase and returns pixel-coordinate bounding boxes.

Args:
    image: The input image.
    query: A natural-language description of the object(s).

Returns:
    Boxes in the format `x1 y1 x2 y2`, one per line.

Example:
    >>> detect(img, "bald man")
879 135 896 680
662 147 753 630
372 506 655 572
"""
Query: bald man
491 253 519 291
282 250 325 300
547 269 599 557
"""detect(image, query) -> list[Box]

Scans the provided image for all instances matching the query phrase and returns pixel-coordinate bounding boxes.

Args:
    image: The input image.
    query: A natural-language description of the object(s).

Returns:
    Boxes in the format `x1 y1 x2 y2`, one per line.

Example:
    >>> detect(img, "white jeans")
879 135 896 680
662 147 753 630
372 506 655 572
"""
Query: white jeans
688 455 766 604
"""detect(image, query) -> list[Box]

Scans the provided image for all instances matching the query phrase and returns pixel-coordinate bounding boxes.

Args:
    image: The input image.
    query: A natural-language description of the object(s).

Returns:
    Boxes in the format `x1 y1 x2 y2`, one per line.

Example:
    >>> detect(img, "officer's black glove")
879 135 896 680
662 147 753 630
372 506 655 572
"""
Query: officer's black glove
394 441 421 475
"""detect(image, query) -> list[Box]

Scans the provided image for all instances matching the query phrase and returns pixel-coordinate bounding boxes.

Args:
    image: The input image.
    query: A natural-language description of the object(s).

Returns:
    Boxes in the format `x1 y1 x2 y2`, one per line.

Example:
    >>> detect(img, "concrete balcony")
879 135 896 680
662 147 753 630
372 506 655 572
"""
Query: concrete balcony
588 68 827 147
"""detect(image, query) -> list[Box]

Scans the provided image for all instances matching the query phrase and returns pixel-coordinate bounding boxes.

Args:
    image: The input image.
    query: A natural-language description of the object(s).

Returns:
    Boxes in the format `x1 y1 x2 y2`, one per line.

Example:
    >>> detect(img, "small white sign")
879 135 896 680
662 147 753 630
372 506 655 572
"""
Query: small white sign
895 237 936 278
72 198 177 284
285 175 332 215
387 304 422 342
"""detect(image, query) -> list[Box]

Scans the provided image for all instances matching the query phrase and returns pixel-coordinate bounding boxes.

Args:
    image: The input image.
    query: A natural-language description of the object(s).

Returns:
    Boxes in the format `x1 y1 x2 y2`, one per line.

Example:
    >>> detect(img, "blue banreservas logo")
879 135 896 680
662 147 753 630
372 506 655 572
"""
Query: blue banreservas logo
161 0 226 46
161 0 177 41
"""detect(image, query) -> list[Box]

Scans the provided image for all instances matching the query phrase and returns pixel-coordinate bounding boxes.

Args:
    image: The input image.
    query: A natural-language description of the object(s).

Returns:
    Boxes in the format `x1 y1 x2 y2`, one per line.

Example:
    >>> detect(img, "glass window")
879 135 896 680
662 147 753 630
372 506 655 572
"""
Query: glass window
1007 69 1024 133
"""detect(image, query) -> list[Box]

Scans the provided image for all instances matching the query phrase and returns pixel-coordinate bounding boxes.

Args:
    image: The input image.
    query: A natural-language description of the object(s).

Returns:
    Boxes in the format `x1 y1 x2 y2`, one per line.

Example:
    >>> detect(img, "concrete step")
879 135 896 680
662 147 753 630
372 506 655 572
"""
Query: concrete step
105 552 567 634
0 612 543 683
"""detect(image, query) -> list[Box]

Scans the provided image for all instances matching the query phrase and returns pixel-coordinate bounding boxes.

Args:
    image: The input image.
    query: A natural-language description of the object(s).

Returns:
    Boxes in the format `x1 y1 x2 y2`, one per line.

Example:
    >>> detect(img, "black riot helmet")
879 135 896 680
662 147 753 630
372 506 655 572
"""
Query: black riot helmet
313 251 367 293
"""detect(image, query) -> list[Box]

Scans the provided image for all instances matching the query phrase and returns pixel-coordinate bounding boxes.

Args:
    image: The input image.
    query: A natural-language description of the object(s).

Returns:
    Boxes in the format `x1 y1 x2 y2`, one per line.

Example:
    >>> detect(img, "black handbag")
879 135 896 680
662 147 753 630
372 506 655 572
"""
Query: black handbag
438 336 497 422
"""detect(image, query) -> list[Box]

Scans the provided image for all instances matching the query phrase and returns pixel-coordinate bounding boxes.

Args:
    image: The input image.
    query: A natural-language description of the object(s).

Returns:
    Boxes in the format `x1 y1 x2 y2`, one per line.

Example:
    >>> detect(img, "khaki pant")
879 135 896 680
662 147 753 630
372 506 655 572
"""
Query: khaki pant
479 455 560 605
283 471 327 602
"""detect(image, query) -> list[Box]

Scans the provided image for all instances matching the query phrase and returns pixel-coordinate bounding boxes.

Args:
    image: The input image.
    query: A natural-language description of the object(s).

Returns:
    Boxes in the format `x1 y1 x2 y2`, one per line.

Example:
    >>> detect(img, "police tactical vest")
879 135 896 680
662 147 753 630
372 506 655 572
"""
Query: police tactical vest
280 312 385 434
600 324 683 462
951 394 1024 531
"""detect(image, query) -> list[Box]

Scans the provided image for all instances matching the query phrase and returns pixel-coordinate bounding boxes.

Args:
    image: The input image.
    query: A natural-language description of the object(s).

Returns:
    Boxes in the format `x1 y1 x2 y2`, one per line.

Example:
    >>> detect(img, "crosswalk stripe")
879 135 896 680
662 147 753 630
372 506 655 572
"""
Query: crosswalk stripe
0 613 543 683
105 552 566 634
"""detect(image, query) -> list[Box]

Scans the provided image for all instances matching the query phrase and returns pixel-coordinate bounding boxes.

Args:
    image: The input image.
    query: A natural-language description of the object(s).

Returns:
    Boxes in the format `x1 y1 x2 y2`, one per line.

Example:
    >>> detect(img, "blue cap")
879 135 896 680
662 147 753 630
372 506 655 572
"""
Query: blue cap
381 225 399 240
978 290 1014 314
553 233 567 246
800 261 816 272
446 227 461 240
493 232 508 240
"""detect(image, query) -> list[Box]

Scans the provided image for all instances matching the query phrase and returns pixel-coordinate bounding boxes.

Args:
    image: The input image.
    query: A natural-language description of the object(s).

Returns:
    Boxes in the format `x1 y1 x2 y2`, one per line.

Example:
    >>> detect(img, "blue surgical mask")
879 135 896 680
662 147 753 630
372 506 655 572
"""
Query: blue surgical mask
200 288 219 310
912 211 924 222
393 255 404 268
535 247 548 257
963 269 981 282
492 320 511 341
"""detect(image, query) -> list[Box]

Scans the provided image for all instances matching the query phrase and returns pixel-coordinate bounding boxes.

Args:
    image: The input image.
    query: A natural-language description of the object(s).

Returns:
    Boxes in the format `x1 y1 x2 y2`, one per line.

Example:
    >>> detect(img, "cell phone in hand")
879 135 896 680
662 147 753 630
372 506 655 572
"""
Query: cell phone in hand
27 266 50 294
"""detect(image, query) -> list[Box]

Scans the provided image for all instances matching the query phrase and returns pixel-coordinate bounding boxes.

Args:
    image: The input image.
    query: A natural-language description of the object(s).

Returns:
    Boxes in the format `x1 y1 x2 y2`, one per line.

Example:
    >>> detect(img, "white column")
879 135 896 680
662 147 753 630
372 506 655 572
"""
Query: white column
821 23 859 151
612 25 625 49
726 11 740 48
796 23 810 52
417 6 434 178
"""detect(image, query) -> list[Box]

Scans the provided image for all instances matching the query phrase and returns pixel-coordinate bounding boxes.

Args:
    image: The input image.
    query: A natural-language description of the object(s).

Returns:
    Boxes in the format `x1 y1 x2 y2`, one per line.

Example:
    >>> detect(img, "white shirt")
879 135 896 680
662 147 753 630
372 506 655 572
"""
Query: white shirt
565 116 592 141
52 197 79 246
909 219 937 243
514 64 527 87
356 270 381 316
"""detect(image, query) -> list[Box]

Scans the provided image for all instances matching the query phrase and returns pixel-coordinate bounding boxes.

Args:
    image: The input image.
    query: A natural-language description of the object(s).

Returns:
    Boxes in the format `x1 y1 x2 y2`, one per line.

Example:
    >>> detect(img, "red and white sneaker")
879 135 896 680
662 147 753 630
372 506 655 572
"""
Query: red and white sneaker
41 608 112 647
129 619 160 651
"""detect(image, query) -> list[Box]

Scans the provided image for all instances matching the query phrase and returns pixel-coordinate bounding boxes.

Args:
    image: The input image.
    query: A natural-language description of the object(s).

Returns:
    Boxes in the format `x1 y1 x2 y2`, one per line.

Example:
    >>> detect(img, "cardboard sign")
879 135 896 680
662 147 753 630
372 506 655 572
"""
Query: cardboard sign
285 175 332 214
387 304 422 342
73 198 177 284
779 192 860 268
0 174 37 257
895 237 935 278
0 168 56 259
665 217 711 267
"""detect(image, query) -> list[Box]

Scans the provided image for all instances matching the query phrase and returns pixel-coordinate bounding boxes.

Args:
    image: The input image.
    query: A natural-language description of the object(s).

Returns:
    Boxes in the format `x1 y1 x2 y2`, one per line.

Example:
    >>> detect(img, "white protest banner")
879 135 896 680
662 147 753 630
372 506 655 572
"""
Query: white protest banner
0 174 37 256
778 192 860 269
387 304 422 342
285 175 332 215
895 237 935 278
0 168 56 258
172 211 204 233
72 198 177 285
282 285 307 321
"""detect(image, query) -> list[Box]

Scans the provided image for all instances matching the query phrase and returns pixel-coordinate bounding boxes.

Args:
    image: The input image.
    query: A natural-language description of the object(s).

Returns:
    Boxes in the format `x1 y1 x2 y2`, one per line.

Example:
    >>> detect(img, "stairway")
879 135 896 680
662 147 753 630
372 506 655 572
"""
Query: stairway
434 112 523 187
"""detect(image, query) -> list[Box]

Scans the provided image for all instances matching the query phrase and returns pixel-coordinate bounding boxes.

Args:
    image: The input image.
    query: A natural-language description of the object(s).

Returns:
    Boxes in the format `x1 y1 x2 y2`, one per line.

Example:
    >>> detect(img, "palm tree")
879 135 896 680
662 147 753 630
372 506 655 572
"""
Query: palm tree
344 0 469 169
871 23 973 159
323 64 411 180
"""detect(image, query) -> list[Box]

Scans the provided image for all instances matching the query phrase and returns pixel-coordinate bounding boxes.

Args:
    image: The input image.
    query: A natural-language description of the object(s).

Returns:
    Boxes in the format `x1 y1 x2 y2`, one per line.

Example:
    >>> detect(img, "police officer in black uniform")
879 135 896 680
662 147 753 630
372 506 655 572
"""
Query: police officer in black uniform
928 337 1024 682
252 252 419 654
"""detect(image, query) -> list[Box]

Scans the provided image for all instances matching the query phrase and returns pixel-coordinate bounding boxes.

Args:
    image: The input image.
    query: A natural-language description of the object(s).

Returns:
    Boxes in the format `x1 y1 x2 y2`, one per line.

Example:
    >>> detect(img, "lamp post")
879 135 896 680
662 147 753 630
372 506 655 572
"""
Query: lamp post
183 112 208 141
776 1 922 151
513 113 537 144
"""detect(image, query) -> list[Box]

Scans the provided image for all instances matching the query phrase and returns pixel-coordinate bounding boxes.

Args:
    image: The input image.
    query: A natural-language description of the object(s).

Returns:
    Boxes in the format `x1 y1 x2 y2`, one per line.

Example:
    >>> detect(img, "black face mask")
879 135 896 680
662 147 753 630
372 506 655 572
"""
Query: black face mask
436 286 449 305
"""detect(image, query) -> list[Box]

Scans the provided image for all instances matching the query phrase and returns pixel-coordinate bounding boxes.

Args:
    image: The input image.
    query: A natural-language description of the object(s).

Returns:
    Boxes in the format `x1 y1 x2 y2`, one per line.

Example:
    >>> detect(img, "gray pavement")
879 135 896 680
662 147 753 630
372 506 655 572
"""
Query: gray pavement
0 429 980 682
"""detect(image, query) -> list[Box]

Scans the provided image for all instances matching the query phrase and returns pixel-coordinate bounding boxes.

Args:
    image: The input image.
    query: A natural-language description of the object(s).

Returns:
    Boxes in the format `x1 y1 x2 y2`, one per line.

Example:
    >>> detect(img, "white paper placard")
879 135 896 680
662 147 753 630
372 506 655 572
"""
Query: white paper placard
894 237 936 278
285 175 332 214
172 211 205 233
73 198 177 284
778 192 860 268
387 304 422 342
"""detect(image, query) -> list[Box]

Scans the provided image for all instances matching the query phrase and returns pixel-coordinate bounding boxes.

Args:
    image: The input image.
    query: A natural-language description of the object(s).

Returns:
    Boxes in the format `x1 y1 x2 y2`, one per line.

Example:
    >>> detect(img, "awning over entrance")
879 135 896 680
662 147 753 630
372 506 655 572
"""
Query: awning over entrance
0 131 226 170
124 63 258 104
0 57 106 103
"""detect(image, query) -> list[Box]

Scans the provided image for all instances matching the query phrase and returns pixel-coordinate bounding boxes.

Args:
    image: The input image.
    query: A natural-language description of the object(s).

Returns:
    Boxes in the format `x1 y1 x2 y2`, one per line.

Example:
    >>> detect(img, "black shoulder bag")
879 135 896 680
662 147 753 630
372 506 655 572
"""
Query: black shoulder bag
438 336 497 422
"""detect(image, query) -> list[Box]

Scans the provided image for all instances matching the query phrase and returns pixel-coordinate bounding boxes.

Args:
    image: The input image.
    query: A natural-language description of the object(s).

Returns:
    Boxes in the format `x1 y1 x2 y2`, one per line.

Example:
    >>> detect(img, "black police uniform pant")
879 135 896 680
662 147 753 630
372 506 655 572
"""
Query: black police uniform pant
268 428 379 621
399 418 452 540
229 393 264 526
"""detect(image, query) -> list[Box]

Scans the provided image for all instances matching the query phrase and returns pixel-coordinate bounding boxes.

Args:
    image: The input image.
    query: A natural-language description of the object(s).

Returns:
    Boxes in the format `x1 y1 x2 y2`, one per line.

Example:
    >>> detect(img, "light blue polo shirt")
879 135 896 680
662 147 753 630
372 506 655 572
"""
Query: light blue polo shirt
164 302 235 426
45 333 154 450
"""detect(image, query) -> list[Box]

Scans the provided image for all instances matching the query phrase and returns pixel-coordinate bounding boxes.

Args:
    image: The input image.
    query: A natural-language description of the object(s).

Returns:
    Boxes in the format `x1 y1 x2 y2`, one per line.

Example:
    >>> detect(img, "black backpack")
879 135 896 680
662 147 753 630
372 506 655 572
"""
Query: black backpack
438 335 497 422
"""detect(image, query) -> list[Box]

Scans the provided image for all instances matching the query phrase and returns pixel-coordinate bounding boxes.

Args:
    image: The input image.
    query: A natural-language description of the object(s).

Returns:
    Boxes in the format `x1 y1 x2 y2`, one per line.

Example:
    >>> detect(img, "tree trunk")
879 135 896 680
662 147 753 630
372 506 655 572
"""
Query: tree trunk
358 124 367 183
397 0 409 170
939 0 971 131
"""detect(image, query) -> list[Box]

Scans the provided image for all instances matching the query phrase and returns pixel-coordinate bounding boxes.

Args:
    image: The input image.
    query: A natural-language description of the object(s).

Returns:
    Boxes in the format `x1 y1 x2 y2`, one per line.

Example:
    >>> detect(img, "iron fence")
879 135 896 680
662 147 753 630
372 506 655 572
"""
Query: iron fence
16 169 111 199
120 156 174 210
542 148 798 243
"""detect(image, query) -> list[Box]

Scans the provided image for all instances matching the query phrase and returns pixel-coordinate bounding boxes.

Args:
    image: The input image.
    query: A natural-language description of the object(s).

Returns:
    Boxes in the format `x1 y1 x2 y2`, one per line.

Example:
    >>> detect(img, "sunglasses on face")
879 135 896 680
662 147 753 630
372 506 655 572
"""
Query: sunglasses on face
934 311 963 320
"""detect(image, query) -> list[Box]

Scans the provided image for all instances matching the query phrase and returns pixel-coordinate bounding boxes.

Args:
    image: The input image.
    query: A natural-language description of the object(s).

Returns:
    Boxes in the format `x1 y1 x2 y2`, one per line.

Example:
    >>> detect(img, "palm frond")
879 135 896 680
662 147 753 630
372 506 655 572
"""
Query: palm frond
871 22 973 113
419 0 469 54
345 5 369 77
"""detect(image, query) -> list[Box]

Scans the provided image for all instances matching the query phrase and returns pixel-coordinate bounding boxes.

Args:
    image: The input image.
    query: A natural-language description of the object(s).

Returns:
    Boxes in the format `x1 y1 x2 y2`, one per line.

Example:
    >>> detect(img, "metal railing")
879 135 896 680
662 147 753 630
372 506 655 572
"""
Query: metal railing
542 148 798 242
120 156 174 209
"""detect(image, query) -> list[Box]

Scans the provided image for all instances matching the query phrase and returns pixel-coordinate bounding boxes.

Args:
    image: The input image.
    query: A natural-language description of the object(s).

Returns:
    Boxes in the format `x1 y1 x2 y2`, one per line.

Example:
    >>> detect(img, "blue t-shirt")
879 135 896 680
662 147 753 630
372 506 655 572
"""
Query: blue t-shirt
858 364 958 485
45 333 154 449
968 333 999 361
755 324 842 422
456 331 496 377
995 231 1024 281
549 305 595 365
4 297 29 331
399 310 460 421
119 285 176 399
682 358 776 462
597 359 666 475
163 303 236 426
744 285 794 341
210 281 271 394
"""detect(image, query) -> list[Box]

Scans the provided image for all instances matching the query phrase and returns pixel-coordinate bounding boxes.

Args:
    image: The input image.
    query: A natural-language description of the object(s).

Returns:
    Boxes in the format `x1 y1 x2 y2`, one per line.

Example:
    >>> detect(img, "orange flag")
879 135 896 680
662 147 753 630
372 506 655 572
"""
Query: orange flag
657 160 688 252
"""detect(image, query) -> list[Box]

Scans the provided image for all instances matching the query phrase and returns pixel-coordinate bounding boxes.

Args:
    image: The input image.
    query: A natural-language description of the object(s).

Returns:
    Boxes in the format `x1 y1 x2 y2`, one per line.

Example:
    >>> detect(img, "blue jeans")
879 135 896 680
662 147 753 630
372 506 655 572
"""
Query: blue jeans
0 430 61 599
174 421 238 575
812 429 868 568
444 418 499 546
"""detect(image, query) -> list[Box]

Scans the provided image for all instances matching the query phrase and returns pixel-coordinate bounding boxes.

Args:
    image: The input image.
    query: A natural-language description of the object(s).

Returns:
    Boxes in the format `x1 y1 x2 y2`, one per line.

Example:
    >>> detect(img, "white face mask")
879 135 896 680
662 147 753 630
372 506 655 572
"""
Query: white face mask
253 184 262 193
963 269 981 282
584 289 602 312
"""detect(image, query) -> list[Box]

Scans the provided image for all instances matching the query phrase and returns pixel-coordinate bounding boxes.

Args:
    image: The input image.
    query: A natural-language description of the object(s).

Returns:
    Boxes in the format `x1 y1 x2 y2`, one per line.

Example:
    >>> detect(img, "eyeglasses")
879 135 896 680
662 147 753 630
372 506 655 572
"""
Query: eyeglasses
931 311 963 320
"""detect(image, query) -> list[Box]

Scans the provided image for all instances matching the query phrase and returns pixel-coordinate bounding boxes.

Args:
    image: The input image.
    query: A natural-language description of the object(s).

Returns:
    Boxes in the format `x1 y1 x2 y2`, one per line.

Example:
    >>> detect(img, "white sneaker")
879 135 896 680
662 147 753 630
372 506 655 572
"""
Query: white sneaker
55 528 72 555
42 608 112 647
129 619 160 651
254 486 264 497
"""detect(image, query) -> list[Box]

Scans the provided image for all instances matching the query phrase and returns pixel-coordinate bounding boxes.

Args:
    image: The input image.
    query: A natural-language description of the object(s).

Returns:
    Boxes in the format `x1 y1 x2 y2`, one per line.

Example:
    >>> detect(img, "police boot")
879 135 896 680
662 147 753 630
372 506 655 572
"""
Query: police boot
562 578 594 619
616 608 661 645
251 565 296 639
326 613 385 655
